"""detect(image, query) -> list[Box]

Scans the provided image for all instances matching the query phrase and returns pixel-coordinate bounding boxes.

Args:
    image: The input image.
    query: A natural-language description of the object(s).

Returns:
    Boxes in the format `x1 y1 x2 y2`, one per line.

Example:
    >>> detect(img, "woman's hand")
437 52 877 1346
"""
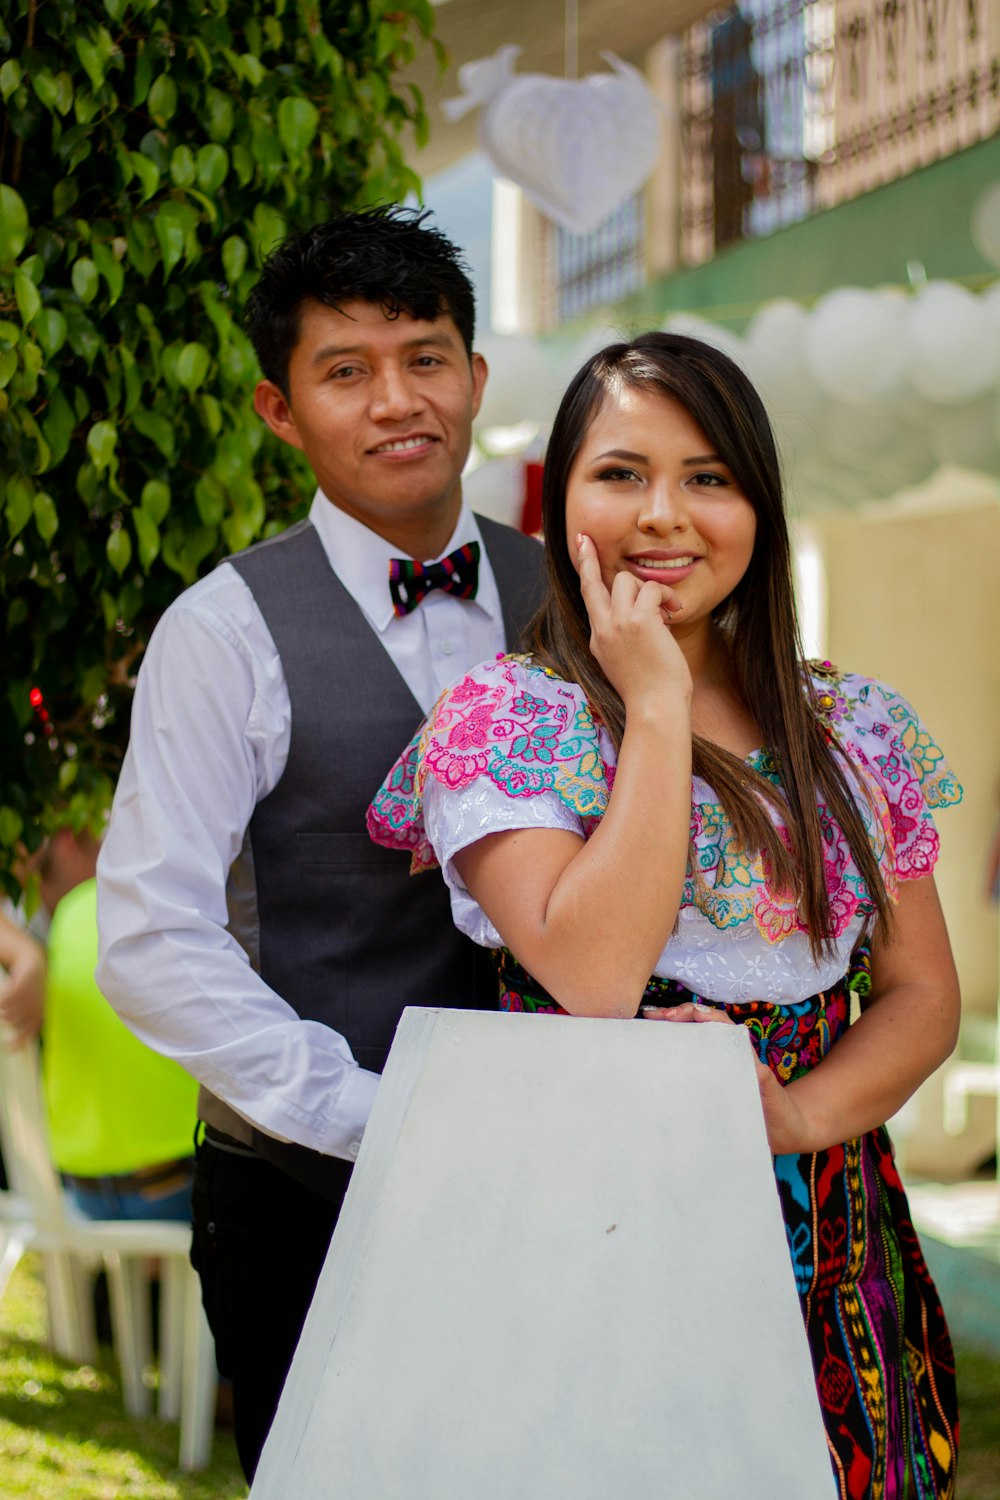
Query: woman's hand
577 534 692 710
645 873 960 1154
751 1062 812 1155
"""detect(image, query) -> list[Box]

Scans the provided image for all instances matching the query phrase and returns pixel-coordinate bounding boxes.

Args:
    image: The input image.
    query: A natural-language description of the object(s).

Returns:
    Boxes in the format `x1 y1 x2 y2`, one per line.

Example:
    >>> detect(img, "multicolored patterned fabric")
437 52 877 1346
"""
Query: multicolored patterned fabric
367 654 962 946
388 540 480 617
496 946 959 1500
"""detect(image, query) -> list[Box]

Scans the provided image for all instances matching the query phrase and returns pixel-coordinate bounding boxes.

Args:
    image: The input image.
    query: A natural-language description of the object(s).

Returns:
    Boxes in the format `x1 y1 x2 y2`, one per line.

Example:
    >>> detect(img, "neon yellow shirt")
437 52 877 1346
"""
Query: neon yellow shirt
42 879 198 1176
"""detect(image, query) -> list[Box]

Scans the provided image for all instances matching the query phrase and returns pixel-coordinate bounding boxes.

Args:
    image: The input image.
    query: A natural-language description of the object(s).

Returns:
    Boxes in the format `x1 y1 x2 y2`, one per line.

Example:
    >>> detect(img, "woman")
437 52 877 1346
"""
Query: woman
368 333 961 1498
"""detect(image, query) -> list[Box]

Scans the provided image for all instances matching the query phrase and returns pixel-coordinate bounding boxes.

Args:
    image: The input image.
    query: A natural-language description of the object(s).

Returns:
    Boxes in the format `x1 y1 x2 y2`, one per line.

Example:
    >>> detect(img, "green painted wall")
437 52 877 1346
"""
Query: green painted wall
616 135 1000 332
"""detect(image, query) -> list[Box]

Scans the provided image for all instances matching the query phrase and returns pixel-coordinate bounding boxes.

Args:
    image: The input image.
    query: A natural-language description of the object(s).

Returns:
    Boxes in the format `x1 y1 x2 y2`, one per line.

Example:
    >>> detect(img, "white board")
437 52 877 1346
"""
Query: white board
251 1008 832 1499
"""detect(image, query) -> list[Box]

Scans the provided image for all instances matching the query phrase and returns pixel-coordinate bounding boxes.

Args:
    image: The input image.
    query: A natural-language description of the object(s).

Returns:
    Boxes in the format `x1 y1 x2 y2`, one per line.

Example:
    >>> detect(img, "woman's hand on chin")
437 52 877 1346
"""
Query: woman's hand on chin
577 534 692 710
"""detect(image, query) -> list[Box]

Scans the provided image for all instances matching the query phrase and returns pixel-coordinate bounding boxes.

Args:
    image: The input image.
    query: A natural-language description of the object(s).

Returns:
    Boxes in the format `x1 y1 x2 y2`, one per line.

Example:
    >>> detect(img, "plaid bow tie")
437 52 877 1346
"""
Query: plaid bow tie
388 541 481 618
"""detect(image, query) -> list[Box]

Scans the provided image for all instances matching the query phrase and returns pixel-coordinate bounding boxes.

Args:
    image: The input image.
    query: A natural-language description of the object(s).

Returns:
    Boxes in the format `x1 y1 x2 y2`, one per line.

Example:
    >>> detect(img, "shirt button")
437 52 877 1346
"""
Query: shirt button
440 640 456 656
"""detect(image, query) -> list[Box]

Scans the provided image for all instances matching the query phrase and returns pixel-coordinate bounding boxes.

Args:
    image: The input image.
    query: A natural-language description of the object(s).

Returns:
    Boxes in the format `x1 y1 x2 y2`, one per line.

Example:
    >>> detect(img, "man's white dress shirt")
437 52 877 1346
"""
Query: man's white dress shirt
96 493 505 1161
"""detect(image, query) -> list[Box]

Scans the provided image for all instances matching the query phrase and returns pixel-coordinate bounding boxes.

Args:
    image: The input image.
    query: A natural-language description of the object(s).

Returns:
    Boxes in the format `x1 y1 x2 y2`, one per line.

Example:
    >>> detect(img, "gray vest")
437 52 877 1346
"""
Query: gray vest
201 515 545 1195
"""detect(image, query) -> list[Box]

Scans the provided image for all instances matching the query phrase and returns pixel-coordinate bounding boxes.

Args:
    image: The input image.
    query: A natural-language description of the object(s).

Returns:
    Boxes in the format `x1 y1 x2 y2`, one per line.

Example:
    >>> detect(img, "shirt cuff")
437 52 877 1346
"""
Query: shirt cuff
323 1065 381 1161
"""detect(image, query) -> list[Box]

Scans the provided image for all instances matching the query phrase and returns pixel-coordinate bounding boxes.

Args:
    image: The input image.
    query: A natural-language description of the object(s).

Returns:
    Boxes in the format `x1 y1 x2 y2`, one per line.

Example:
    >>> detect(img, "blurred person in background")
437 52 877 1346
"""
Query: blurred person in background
28 828 199 1223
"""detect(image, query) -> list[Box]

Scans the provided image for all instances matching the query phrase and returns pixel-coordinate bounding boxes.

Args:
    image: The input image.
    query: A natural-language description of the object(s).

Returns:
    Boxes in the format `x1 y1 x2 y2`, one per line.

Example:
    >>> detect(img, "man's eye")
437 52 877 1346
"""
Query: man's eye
330 364 360 379
414 355 442 367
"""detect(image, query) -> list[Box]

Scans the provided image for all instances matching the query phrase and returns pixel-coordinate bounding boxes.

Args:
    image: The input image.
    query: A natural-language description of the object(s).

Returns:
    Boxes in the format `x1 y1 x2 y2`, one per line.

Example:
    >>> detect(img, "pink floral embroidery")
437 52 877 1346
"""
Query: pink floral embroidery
422 742 485 789
449 676 491 705
756 894 800 945
447 702 498 752
367 656 962 939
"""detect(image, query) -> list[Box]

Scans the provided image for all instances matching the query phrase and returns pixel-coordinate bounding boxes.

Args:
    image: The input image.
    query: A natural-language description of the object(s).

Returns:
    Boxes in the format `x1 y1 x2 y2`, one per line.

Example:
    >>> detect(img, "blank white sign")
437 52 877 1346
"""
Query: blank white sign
251 1007 832 1499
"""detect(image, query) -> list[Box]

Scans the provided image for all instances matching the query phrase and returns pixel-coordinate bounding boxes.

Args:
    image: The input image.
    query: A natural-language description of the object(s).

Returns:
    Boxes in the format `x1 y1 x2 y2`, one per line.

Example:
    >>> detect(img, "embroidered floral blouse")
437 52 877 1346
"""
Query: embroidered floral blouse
367 655 962 1005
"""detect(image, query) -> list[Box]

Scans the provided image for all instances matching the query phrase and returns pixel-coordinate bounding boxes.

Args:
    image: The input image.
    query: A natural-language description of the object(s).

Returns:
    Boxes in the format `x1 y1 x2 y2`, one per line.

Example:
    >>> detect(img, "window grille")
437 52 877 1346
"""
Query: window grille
680 0 1000 265
551 194 647 324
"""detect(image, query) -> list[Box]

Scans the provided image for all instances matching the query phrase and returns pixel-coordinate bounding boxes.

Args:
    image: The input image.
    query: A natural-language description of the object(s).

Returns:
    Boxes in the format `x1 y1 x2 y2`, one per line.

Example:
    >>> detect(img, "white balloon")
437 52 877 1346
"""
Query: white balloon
543 323 634 396
874 426 936 490
803 287 909 404
474 334 563 430
930 395 1000 472
793 453 879 509
659 312 751 372
461 454 526 530
744 299 823 415
786 458 848 512
882 382 942 433
978 279 1000 340
771 408 822 479
905 281 1000 404
971 181 1000 271
818 399 901 470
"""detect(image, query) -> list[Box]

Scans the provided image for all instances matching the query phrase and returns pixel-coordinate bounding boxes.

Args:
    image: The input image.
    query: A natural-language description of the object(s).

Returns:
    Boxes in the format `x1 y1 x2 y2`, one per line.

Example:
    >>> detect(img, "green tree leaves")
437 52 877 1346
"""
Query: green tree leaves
196 144 228 192
278 97 320 155
0 186 28 263
147 74 178 126
0 0 435 894
177 342 211 391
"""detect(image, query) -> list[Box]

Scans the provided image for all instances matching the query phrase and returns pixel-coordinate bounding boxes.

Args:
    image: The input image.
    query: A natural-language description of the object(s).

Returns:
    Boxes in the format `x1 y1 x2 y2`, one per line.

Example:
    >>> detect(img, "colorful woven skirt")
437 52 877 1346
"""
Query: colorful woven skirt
495 948 959 1500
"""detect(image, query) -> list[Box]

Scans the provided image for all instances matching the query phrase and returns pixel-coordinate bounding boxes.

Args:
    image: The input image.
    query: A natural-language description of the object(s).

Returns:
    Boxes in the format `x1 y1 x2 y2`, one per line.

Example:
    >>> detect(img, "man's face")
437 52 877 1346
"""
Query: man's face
253 299 487 550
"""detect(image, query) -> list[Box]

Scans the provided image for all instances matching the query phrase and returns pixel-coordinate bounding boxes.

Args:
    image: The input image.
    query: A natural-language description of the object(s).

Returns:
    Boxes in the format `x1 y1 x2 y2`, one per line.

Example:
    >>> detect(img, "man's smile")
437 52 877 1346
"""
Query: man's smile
368 433 440 456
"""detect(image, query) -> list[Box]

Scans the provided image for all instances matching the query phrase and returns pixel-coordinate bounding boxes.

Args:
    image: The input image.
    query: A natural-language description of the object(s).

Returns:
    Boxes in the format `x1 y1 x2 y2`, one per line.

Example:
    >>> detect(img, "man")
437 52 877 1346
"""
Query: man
97 207 545 1478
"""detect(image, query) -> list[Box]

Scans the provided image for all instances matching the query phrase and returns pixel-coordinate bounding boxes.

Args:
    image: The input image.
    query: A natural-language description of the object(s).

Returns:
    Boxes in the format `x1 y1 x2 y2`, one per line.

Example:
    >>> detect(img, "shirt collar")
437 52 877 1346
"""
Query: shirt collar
307 491 497 634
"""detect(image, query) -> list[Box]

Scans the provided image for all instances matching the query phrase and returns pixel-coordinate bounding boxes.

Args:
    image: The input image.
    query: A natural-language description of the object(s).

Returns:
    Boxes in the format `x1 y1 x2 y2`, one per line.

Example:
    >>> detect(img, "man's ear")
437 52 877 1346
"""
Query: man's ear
469 352 488 422
253 380 304 451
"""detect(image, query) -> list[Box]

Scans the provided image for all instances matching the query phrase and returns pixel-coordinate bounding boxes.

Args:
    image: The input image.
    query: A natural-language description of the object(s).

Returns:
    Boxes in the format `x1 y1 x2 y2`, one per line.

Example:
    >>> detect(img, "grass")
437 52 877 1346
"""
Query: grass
0 1256 245 1499
1 1253 999 1496
955 1343 1000 1500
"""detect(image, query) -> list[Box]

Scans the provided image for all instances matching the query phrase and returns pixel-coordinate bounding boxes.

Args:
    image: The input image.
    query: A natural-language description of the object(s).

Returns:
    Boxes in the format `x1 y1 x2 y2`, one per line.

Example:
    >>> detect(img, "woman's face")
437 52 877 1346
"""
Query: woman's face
564 383 757 631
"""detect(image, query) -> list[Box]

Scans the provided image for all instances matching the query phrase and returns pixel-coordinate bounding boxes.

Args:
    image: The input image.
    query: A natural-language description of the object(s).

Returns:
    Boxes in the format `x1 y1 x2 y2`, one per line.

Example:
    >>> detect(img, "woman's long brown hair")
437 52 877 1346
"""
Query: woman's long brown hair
529 332 892 957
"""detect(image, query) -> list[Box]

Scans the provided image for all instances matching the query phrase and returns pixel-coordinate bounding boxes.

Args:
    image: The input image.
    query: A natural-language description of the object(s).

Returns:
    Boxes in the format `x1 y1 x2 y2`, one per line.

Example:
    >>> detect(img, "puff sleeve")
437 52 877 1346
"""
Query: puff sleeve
367 655 613 946
812 668 963 884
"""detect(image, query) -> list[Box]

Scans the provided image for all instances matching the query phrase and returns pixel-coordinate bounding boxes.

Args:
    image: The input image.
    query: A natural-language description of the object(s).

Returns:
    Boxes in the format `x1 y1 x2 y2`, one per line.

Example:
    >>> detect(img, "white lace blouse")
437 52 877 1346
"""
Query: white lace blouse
367 655 961 1004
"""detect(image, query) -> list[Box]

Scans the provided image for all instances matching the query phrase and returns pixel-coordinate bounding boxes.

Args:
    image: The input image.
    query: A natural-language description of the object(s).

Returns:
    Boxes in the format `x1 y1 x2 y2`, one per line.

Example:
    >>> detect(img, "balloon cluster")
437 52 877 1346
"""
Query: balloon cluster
470 279 1000 515
666 283 1000 509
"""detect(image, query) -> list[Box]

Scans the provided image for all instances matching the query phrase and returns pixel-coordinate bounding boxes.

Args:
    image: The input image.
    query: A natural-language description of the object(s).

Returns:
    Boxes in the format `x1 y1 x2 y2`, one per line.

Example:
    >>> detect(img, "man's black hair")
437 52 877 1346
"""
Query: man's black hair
243 205 477 394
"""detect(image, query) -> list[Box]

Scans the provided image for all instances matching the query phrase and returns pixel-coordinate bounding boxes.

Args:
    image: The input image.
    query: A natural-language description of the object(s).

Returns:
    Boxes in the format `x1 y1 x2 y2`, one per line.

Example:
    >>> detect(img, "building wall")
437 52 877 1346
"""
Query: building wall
618 134 1000 331
812 477 1000 1176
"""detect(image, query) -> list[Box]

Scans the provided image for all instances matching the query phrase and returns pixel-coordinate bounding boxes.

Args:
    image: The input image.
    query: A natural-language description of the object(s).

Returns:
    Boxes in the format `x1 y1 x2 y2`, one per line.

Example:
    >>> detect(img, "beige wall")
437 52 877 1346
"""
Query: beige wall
808 472 1000 1177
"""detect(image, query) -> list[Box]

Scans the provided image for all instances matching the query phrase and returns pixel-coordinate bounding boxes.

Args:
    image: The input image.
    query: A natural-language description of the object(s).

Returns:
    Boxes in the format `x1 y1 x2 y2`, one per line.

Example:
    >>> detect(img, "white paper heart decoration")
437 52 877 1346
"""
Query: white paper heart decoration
443 46 664 236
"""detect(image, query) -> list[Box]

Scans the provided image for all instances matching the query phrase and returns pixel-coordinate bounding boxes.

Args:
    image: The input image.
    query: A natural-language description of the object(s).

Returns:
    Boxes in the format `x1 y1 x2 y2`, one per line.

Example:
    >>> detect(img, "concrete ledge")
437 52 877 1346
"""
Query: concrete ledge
908 1181 1000 1357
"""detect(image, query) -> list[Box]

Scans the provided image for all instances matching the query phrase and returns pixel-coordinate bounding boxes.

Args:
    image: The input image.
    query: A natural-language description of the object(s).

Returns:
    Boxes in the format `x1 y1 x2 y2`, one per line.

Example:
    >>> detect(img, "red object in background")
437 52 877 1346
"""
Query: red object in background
29 685 54 736
521 461 544 536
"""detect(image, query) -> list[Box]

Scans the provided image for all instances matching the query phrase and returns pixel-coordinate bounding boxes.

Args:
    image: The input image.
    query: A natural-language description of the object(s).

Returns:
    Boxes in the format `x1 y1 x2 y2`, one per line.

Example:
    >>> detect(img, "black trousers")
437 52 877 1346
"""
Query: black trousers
190 1133 352 1481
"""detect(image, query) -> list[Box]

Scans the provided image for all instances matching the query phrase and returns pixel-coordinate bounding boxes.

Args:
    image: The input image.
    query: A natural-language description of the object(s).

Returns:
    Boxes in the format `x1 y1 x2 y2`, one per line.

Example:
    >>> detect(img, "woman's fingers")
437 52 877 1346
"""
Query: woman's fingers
576 534 612 627
578 536 684 628
640 1001 734 1023
644 580 685 624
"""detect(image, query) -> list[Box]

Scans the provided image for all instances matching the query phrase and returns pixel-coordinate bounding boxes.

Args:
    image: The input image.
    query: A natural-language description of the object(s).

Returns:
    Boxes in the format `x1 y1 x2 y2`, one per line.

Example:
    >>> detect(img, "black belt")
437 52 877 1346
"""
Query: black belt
201 1123 260 1159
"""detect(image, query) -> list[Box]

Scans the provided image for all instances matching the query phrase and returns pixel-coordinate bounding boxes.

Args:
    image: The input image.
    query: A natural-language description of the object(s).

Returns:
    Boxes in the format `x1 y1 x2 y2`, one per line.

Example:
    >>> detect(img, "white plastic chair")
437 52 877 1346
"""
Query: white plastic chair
0 1036 217 1470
